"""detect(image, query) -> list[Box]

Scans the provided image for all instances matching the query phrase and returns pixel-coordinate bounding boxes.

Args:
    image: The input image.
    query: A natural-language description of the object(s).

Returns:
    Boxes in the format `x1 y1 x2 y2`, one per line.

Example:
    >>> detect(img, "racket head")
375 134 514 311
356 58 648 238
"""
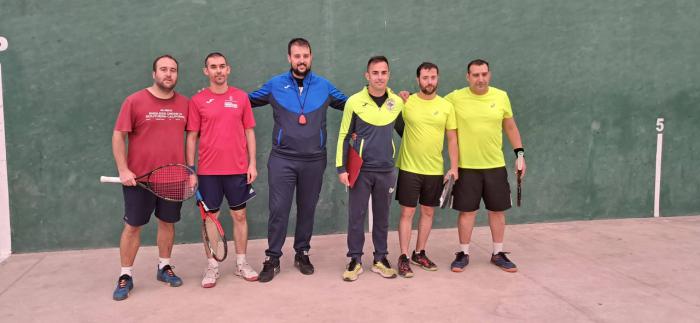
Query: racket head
143 164 197 202
440 174 456 209
202 214 227 262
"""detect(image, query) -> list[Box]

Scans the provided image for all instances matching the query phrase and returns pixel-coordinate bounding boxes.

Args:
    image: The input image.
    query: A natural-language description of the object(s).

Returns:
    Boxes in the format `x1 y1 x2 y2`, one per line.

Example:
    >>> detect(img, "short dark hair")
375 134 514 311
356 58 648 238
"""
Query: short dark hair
416 62 439 77
467 59 489 73
152 54 178 72
204 52 227 66
288 38 312 55
367 56 389 71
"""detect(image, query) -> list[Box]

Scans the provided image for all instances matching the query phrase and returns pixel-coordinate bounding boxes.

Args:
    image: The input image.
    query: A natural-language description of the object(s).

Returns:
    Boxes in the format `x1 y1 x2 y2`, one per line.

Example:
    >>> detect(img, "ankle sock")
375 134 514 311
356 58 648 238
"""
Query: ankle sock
158 258 170 269
120 267 133 277
493 243 504 255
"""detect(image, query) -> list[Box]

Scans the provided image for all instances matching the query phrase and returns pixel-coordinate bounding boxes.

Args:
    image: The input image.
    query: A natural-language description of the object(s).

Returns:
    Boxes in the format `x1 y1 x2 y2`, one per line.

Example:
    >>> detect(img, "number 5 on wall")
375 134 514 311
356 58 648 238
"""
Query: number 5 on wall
656 118 664 132
653 117 664 218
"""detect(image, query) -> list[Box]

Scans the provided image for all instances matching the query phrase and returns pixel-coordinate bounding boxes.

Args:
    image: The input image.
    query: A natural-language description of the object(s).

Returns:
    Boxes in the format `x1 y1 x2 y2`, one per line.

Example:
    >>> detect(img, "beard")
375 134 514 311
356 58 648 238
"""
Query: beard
291 64 311 77
420 85 437 95
155 78 176 91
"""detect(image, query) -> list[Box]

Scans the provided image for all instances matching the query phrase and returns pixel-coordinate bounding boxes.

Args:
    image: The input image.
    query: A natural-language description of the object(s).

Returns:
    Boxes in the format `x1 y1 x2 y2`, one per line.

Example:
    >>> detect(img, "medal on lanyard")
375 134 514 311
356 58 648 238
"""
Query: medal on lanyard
293 75 310 125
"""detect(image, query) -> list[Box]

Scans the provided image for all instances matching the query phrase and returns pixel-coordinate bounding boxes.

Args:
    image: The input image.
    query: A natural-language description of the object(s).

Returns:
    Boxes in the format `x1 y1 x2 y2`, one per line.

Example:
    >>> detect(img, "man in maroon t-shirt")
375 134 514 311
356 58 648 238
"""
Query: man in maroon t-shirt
111 55 189 301
186 52 258 288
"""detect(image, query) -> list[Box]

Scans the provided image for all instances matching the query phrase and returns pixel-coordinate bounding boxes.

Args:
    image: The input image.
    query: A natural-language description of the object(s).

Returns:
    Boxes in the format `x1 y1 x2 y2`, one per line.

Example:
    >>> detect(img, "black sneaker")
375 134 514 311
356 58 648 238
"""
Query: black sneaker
491 252 518 273
258 257 280 283
294 251 315 275
411 250 438 271
450 251 470 272
397 254 414 278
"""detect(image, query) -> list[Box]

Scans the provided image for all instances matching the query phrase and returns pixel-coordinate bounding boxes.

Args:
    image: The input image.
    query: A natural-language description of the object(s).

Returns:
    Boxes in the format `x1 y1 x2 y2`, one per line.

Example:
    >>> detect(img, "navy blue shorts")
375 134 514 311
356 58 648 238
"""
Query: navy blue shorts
122 185 182 227
198 174 256 211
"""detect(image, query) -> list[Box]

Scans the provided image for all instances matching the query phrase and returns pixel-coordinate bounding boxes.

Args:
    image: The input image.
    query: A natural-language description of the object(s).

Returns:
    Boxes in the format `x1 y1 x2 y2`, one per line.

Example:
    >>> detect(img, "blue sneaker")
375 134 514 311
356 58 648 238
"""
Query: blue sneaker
113 274 133 301
450 251 470 272
156 264 183 287
491 252 518 273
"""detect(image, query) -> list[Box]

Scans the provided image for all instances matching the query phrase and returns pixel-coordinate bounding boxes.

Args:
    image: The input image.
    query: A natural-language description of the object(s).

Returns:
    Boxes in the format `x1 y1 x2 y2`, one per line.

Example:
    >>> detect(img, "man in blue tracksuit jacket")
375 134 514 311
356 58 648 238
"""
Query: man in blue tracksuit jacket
249 38 347 282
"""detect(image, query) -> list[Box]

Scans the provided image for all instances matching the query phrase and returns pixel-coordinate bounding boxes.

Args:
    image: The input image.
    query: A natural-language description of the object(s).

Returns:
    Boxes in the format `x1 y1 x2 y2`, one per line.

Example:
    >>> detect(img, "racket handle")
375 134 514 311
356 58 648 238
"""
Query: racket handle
100 176 122 183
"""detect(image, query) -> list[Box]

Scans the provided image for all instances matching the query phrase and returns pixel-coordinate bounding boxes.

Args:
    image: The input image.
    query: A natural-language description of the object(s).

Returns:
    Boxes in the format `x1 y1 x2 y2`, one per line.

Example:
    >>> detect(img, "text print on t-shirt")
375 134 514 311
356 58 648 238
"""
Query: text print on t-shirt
224 96 239 109
145 108 185 121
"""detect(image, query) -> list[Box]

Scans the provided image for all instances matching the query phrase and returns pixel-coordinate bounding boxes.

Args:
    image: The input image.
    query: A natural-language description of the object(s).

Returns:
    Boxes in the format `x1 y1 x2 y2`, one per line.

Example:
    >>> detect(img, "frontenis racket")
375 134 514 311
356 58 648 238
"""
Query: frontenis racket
100 164 197 202
196 191 227 262
516 151 524 207
517 169 522 207
440 174 455 209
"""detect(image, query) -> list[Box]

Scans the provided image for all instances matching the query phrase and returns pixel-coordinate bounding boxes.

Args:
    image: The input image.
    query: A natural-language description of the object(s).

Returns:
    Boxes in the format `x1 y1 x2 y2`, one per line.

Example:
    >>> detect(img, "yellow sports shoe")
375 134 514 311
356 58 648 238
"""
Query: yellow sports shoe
371 257 397 278
342 259 363 282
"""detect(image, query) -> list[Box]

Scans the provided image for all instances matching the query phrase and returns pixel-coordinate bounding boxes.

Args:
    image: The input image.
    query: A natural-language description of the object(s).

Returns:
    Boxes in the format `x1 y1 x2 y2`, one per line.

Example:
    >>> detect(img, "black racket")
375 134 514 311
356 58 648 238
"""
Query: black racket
440 174 455 209
100 164 197 202
516 151 524 207
517 169 522 207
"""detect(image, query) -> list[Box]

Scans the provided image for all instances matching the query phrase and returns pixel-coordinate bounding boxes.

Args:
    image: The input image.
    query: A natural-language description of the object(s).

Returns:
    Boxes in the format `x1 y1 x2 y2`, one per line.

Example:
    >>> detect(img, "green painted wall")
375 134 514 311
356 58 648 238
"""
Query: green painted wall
1 0 698 252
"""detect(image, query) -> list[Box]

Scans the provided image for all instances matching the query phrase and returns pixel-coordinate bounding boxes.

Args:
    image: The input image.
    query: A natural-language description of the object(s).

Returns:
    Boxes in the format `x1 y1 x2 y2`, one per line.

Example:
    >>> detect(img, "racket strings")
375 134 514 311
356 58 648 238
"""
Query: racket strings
204 218 226 259
148 165 196 201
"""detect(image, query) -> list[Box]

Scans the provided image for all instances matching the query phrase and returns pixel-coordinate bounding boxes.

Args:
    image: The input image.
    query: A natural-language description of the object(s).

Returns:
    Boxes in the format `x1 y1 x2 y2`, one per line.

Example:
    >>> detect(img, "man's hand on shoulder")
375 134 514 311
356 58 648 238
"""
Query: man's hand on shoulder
398 91 411 103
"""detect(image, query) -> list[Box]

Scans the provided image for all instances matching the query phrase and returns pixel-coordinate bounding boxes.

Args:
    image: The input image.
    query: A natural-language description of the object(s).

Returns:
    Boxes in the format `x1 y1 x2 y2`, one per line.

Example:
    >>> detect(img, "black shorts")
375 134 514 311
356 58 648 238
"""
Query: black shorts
452 167 511 212
395 169 443 208
198 174 256 211
122 185 182 226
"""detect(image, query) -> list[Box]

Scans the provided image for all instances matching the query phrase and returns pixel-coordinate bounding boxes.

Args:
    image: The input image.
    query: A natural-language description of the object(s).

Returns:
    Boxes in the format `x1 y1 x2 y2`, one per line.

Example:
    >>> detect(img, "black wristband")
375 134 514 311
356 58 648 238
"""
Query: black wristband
187 165 196 172
514 148 524 157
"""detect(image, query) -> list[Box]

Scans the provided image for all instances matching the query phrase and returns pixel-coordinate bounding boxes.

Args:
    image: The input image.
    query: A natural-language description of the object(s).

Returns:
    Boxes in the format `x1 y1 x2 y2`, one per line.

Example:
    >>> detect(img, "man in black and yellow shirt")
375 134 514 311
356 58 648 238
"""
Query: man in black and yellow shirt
336 56 404 281
445 59 527 273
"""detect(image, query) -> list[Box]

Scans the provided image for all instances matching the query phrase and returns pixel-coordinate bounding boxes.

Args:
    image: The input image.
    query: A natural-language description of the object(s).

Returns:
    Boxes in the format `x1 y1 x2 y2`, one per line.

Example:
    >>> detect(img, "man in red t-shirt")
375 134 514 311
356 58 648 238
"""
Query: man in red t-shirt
186 52 258 288
111 55 189 301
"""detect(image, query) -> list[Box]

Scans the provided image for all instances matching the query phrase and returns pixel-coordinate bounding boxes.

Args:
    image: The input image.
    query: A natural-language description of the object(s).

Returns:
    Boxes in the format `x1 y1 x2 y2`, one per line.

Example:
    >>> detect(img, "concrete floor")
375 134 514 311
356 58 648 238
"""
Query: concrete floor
1 216 699 323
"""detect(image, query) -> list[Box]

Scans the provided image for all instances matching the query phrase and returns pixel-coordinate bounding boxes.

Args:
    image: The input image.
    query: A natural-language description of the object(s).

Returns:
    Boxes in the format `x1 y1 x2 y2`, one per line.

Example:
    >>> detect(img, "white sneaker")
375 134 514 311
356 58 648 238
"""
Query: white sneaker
201 266 220 288
235 262 259 282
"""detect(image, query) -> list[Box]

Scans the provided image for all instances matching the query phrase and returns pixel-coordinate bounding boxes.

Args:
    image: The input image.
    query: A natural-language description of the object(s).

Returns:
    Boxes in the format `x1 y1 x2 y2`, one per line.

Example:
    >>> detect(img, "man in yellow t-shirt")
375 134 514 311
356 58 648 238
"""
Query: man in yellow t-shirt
445 59 527 273
394 62 458 278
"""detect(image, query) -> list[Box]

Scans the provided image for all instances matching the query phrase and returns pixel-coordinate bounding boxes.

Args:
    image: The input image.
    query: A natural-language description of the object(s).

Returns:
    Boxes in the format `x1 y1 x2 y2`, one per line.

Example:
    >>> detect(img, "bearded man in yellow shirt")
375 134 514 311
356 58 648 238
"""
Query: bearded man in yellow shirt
394 62 459 278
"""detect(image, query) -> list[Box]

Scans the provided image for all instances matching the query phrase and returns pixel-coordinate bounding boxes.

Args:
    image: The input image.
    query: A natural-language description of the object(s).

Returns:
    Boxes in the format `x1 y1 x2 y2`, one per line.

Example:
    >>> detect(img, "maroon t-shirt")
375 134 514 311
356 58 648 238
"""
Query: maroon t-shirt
114 89 189 176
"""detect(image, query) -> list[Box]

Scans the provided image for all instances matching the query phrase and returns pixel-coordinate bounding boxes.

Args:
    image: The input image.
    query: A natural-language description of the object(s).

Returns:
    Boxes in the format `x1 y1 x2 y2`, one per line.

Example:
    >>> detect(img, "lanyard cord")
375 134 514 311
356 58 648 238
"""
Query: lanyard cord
291 73 311 115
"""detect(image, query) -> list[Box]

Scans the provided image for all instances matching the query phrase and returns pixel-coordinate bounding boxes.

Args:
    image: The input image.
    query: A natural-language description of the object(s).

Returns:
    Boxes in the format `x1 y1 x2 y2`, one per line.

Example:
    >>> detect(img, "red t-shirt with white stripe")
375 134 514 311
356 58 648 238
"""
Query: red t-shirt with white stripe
114 89 189 176
187 86 256 175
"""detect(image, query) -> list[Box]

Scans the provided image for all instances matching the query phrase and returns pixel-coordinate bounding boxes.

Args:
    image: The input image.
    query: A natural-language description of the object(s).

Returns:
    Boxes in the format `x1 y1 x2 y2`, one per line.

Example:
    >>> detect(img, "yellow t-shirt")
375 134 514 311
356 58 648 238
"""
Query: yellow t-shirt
445 86 513 169
395 94 457 175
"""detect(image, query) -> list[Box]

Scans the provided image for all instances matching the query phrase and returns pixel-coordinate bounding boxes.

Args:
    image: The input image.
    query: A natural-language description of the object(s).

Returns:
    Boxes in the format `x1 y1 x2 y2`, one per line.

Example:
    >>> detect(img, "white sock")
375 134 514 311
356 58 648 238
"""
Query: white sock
460 244 470 254
158 258 171 269
120 267 133 277
236 254 246 266
208 258 219 268
493 243 504 255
